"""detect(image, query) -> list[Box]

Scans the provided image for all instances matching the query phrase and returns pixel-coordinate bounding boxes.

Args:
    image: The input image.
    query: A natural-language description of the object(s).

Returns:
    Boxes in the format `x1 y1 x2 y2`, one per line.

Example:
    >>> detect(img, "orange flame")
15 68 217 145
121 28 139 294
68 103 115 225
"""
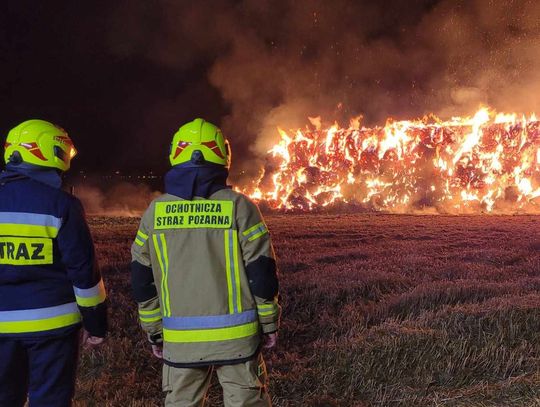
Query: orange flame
244 107 540 212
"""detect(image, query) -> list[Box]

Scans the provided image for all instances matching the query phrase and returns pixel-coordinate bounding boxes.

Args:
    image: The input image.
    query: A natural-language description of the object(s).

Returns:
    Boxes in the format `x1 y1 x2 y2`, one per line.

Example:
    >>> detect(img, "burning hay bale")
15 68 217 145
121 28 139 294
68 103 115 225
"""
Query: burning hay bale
246 108 540 213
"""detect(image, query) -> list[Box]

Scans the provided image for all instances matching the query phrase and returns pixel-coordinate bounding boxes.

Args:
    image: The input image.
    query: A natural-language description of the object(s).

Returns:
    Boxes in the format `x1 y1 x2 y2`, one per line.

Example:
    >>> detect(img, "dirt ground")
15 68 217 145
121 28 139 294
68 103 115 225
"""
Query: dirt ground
76 214 540 406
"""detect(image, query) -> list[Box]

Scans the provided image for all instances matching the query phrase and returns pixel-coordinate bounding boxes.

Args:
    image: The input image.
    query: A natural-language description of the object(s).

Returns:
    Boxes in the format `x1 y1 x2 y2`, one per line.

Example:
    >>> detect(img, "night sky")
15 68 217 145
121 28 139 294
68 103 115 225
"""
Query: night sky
2 0 539 181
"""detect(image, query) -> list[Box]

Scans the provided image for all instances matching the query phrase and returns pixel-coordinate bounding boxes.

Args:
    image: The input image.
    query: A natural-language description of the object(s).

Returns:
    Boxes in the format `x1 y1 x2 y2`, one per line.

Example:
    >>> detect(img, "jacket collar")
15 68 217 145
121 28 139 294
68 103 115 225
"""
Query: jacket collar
164 165 230 200
0 164 63 189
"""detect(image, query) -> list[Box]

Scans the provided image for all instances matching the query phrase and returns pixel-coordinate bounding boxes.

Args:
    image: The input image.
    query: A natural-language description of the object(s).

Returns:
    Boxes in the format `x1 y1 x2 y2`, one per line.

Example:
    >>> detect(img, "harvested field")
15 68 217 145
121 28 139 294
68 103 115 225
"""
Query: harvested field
77 214 540 406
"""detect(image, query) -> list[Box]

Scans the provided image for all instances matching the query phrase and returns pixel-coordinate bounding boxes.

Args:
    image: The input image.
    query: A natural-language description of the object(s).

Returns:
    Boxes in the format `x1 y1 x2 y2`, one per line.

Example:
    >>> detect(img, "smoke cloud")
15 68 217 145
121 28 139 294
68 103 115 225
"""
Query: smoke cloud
106 0 540 183
75 182 161 216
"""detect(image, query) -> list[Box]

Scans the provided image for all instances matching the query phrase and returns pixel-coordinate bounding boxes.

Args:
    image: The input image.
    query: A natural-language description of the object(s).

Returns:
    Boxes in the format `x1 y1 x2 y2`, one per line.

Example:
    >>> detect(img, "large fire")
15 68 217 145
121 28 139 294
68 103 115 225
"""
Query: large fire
245 108 540 212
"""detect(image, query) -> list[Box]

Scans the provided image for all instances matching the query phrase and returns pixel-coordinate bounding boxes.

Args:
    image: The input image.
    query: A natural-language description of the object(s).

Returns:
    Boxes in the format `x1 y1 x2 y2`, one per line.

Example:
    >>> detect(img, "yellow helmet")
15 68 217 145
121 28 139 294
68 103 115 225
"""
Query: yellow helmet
4 119 77 172
169 118 231 168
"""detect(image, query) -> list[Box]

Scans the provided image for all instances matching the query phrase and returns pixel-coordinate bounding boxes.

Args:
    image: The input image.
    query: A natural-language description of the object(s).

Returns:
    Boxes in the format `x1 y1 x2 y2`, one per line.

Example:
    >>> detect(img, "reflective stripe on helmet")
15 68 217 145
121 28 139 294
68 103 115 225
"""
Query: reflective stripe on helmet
20 142 46 160
173 141 192 160
201 140 225 159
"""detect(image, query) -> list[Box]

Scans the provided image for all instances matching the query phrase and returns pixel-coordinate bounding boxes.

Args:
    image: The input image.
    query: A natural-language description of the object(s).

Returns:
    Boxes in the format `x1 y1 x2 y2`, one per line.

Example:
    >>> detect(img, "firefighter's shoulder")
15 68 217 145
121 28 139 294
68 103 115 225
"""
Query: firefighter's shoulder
211 189 264 222
19 177 82 215
211 188 259 207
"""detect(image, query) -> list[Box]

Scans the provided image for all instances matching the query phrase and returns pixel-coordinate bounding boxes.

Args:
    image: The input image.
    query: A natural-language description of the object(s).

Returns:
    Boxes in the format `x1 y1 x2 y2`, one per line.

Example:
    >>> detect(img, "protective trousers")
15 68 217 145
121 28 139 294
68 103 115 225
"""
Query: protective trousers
0 330 79 407
162 353 272 407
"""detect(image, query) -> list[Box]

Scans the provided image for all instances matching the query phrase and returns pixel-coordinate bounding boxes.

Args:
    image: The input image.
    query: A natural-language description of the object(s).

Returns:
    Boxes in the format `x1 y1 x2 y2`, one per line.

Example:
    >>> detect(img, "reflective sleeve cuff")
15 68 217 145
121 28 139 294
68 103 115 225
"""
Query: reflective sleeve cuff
243 222 268 242
139 307 162 323
74 279 107 308
257 302 279 317
134 230 149 247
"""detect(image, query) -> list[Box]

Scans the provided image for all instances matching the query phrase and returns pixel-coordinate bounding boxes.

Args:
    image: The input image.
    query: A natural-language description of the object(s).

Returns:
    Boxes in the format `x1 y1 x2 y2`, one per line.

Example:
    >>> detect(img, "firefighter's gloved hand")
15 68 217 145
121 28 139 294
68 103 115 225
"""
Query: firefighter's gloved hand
148 332 163 359
263 332 277 350
81 329 105 347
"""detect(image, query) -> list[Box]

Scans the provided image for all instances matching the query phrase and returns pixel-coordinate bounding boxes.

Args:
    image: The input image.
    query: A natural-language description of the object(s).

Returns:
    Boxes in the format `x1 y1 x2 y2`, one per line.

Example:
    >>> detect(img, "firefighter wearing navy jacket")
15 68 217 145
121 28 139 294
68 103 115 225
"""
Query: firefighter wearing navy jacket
0 119 107 407
131 118 280 406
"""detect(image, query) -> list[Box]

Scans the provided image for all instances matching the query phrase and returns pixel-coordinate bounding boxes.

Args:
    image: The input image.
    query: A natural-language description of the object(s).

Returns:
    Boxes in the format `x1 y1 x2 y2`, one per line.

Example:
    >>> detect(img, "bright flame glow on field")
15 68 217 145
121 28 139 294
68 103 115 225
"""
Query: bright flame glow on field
245 108 540 212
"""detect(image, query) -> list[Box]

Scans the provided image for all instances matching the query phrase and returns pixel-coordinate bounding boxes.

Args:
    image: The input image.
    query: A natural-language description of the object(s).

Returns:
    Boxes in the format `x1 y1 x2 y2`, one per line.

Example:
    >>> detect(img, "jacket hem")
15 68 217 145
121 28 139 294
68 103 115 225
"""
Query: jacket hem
163 348 259 368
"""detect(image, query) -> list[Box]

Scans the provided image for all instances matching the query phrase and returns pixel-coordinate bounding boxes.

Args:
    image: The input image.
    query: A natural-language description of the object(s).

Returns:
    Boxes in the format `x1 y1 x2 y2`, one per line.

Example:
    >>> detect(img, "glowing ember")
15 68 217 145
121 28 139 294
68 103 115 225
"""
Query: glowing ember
245 107 540 212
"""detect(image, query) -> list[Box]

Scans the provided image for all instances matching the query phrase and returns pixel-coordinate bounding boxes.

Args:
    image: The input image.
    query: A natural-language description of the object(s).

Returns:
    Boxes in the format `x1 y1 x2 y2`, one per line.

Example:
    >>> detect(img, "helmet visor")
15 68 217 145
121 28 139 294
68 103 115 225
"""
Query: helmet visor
54 145 77 163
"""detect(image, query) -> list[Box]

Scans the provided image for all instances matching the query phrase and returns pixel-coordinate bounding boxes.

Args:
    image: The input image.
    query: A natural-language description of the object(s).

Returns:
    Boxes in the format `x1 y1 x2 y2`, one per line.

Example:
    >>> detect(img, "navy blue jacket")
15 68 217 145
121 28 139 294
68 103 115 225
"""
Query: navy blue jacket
0 169 107 338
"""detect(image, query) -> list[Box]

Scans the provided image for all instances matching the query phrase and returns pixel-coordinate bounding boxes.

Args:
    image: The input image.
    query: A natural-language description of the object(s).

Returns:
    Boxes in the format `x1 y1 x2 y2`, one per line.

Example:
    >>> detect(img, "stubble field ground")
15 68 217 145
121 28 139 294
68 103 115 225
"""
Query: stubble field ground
76 214 540 406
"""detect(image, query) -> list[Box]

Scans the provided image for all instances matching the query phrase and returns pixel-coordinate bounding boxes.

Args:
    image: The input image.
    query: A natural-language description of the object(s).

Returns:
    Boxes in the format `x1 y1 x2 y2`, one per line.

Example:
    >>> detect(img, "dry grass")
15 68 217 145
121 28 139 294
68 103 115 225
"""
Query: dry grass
76 214 540 406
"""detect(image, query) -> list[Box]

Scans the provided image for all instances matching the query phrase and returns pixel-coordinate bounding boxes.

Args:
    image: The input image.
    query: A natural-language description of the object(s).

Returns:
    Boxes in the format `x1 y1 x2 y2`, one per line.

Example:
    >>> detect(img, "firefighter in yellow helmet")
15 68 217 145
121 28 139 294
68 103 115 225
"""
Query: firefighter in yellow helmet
0 120 107 406
131 118 280 406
